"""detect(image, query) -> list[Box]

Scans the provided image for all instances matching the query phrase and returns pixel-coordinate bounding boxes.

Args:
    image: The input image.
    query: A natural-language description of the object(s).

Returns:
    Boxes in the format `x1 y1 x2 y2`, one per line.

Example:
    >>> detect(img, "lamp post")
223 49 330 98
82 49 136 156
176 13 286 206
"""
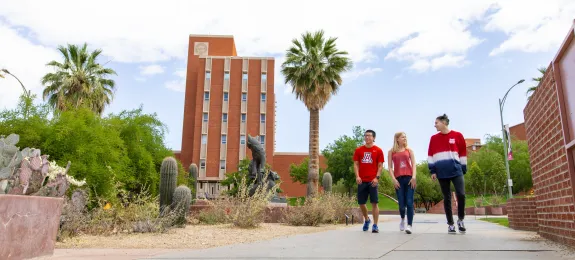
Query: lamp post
2 69 32 119
499 79 525 199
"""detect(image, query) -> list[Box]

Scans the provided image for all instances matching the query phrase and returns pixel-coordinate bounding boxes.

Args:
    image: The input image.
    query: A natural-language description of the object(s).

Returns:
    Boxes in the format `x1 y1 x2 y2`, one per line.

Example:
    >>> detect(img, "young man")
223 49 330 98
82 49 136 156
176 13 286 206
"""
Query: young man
354 129 384 233
427 114 468 234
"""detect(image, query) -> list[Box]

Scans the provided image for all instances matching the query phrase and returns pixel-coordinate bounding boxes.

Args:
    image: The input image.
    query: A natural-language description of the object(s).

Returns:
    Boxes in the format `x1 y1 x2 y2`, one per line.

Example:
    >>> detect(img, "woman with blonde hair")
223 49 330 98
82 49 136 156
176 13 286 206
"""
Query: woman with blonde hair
387 132 417 234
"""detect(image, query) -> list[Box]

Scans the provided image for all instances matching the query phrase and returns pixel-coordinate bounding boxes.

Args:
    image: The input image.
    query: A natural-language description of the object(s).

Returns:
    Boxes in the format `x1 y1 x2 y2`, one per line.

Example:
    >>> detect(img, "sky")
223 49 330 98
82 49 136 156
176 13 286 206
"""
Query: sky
1 0 574 165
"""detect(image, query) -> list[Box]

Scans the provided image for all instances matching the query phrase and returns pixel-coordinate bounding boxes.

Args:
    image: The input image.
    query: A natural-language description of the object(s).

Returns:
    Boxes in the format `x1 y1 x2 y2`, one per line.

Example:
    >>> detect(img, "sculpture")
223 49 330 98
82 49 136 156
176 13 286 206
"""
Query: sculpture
246 135 281 199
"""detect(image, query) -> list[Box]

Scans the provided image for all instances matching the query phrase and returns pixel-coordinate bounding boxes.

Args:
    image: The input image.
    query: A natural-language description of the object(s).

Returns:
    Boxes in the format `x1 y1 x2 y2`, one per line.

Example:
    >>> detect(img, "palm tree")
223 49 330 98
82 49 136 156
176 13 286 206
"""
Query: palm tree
41 43 117 115
281 30 353 197
526 67 547 100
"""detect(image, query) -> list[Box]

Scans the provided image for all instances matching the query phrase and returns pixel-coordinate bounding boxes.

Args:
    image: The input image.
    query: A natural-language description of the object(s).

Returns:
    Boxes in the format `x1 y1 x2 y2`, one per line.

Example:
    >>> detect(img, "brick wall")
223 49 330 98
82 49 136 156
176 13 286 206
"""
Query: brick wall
523 63 575 247
507 197 538 231
272 153 327 197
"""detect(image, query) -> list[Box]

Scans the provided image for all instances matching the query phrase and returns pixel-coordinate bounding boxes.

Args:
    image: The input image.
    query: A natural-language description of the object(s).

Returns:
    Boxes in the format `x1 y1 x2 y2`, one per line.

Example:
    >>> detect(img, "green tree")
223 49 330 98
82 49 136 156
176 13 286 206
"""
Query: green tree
413 161 443 210
466 161 484 196
469 148 507 195
41 43 117 115
289 157 325 185
281 30 353 197
322 126 364 196
526 66 547 100
481 135 532 193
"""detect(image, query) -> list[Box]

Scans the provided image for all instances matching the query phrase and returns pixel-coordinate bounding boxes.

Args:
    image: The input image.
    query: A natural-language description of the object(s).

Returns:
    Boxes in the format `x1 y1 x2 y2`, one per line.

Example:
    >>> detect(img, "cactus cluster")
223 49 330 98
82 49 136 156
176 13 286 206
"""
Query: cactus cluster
0 133 84 196
322 172 332 193
171 185 192 225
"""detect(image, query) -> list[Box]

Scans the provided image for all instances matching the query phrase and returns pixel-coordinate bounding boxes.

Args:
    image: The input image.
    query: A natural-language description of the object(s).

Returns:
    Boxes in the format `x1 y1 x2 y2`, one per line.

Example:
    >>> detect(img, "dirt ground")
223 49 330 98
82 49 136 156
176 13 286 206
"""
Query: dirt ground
56 223 352 249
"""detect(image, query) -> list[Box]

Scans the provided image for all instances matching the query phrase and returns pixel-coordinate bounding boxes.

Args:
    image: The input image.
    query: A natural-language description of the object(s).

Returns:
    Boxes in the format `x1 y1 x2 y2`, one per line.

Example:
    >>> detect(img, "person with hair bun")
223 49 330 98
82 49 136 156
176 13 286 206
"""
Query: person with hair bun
427 114 468 234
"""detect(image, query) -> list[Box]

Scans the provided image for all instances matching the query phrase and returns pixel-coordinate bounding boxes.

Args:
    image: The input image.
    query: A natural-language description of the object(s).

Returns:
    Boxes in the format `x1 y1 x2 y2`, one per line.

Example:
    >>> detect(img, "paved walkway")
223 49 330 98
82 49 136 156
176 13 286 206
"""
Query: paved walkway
41 214 574 260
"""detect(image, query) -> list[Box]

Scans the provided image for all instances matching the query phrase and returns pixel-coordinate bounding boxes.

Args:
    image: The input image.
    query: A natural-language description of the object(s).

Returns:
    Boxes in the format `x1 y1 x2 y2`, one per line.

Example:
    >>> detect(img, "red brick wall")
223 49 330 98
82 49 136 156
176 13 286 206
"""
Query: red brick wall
272 153 327 197
523 63 575 247
507 197 538 231
509 123 527 141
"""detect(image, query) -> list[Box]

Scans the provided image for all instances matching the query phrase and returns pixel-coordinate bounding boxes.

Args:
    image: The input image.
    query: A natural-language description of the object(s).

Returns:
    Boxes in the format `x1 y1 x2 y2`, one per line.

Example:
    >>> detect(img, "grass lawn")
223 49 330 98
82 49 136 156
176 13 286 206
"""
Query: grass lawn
287 194 399 211
465 194 509 207
479 217 509 227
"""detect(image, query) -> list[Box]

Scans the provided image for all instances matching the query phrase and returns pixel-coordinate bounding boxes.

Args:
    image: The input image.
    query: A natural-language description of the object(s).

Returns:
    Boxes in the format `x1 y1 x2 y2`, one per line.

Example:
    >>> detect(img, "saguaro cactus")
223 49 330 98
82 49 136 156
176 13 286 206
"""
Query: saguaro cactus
172 185 192 225
322 172 332 193
160 157 178 214
188 163 198 192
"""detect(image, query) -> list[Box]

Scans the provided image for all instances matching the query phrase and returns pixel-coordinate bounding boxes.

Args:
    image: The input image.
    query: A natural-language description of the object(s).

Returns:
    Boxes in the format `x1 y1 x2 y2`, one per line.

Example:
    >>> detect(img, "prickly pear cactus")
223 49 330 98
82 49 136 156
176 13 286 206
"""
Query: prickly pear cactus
322 172 332 193
160 157 178 214
171 185 192 225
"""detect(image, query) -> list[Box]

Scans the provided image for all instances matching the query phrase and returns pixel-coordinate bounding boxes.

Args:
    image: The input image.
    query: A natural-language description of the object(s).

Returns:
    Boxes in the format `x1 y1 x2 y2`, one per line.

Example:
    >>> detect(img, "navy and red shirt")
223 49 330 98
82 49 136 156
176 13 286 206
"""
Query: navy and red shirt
427 130 467 179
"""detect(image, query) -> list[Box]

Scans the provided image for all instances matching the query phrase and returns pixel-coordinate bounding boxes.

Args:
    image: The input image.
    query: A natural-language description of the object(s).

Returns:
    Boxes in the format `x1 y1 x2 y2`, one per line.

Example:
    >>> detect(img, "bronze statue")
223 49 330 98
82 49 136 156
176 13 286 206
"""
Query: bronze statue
246 135 280 198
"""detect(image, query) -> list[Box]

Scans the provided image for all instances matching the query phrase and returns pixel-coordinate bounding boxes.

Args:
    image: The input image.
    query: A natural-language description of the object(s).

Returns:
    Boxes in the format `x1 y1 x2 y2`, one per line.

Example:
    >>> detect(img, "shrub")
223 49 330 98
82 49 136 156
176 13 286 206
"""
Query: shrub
281 193 357 226
229 172 279 228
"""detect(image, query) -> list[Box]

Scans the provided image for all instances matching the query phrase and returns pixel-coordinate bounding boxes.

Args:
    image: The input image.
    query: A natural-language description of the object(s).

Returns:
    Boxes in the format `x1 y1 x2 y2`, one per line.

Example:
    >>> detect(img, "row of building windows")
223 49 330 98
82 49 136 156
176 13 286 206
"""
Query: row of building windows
206 71 267 80
200 134 266 145
202 113 265 123
204 92 266 102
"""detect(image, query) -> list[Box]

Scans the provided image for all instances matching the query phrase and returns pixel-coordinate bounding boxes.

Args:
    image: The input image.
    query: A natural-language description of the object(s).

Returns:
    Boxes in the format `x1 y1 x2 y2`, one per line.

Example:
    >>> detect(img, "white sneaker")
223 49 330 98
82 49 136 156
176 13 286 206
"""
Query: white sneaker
400 220 405 231
406 225 412 234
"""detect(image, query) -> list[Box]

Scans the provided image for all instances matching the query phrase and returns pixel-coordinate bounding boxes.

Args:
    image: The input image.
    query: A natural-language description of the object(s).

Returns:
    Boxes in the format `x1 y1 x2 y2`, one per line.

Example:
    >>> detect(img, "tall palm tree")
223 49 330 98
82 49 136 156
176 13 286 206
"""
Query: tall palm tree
281 30 353 197
41 43 117 115
526 67 547 100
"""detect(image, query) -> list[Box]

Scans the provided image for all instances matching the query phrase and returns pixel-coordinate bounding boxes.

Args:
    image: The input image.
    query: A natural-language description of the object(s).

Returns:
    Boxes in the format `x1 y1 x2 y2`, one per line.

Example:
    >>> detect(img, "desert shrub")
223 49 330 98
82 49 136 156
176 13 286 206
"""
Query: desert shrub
281 193 356 226
196 199 233 225
229 172 279 228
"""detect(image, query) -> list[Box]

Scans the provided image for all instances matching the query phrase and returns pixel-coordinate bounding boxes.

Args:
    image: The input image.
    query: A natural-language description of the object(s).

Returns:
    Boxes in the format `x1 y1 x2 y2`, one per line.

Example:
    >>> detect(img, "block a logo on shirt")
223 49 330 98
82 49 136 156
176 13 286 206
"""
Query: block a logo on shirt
361 152 373 163
449 138 455 144
400 161 406 168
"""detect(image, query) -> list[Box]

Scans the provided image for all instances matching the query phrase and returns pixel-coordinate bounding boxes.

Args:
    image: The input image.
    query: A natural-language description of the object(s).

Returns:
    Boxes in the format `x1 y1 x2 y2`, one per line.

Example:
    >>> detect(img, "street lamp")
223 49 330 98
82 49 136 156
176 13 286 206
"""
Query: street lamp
499 79 525 199
1 69 29 95
2 68 32 119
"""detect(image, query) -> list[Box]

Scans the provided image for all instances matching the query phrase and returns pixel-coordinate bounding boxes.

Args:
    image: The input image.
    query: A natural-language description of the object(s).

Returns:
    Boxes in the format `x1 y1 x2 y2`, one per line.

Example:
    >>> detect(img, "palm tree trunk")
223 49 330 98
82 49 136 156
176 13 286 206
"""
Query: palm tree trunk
307 108 320 197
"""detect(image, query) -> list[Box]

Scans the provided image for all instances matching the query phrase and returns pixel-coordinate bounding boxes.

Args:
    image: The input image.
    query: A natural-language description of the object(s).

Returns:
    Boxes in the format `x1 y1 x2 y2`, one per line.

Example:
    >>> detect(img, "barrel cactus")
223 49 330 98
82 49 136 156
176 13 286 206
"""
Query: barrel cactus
322 172 332 193
171 185 192 225
160 157 178 214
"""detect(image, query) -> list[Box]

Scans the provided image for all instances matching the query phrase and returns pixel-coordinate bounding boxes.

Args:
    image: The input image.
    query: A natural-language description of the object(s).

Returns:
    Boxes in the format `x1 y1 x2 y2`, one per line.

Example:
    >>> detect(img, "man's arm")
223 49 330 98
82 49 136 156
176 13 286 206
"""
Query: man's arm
377 148 384 178
457 132 468 174
427 136 436 174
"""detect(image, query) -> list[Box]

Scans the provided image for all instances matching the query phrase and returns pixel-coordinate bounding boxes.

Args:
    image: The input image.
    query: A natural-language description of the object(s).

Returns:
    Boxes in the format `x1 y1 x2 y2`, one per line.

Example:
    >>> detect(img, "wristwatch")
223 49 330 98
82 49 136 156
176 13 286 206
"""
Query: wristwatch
376 176 380 179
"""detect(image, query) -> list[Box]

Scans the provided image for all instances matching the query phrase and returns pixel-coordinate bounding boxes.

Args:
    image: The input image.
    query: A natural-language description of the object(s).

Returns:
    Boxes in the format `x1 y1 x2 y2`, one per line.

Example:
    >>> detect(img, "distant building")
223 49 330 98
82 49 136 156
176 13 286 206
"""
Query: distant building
173 34 323 199
509 123 527 141
466 138 482 153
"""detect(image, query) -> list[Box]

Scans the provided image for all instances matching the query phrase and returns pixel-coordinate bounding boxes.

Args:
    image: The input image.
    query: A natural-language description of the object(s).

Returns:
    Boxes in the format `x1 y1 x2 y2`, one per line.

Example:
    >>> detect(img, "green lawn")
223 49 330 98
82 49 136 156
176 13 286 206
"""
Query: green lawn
287 194 399 211
479 217 509 227
465 194 509 207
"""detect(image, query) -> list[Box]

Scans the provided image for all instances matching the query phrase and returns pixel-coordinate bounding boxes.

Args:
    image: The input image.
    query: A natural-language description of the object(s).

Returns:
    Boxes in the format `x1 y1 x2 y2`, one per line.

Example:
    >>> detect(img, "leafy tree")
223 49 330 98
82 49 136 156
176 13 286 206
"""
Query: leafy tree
480 135 532 193
41 43 117 115
281 30 353 197
465 161 484 196
526 66 546 99
469 148 507 195
322 126 364 196
289 157 325 185
0 93 51 148
413 161 443 210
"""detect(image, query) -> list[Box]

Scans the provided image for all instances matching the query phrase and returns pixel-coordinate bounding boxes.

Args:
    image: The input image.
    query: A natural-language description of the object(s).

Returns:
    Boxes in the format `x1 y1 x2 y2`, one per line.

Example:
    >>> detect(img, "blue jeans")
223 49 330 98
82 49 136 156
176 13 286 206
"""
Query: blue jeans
395 176 415 225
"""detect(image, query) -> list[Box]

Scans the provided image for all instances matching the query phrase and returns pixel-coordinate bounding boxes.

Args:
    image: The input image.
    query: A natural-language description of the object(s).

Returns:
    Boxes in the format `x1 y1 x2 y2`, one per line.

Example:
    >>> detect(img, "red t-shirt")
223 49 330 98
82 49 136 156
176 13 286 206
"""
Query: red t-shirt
353 145 385 182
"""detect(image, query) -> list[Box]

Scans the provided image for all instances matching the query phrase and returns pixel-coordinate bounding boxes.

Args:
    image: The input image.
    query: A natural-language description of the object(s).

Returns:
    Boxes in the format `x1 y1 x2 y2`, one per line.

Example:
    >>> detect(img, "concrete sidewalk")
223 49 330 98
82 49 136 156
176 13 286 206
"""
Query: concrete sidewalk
40 214 574 260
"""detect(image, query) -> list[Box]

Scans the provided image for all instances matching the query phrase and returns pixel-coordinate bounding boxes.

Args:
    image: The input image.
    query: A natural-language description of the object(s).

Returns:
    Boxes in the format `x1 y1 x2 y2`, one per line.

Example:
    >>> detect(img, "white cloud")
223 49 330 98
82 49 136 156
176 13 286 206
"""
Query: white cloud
342 67 383 82
139 64 165 76
0 0 573 108
163 68 186 92
0 22 59 110
485 0 575 56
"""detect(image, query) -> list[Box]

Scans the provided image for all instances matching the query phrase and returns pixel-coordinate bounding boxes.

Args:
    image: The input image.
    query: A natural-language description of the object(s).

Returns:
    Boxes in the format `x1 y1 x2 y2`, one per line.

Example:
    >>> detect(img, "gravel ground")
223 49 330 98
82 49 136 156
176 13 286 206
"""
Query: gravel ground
56 223 352 249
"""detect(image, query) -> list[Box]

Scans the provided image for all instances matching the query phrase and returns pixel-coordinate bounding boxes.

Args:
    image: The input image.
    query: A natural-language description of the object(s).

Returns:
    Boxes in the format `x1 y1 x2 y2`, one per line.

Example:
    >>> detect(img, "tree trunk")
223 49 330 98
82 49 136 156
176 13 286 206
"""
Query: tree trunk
307 108 320 197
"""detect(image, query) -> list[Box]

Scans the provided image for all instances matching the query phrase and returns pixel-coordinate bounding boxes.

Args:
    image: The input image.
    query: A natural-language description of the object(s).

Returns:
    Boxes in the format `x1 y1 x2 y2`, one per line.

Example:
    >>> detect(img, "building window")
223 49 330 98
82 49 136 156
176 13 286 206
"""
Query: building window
262 73 267 80
259 135 265 145
240 135 246 145
224 72 230 79
200 159 206 169
221 135 227 144
201 134 207 144
474 142 480 145
241 113 246 122
203 113 208 122
242 93 247 101
223 92 229 102
206 71 211 79
222 113 228 122
260 114 266 123
261 93 266 101
204 92 210 100
200 182 204 189
242 72 248 80
220 160 226 170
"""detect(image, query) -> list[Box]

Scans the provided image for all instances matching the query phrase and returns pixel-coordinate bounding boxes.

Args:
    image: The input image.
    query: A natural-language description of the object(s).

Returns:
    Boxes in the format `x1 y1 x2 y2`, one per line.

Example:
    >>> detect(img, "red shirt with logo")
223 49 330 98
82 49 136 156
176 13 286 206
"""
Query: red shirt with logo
353 145 385 182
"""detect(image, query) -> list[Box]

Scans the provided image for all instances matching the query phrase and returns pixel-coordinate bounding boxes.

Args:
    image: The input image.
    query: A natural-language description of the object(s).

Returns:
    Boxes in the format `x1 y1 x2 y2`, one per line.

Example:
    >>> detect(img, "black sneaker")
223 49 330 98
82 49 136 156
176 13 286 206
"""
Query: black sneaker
448 225 456 234
457 220 466 233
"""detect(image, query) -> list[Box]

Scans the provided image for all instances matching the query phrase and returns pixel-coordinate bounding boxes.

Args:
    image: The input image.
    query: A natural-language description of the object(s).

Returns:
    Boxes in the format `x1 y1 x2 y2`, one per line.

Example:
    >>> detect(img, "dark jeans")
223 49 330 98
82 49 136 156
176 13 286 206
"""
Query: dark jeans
395 176 415 225
438 175 466 225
